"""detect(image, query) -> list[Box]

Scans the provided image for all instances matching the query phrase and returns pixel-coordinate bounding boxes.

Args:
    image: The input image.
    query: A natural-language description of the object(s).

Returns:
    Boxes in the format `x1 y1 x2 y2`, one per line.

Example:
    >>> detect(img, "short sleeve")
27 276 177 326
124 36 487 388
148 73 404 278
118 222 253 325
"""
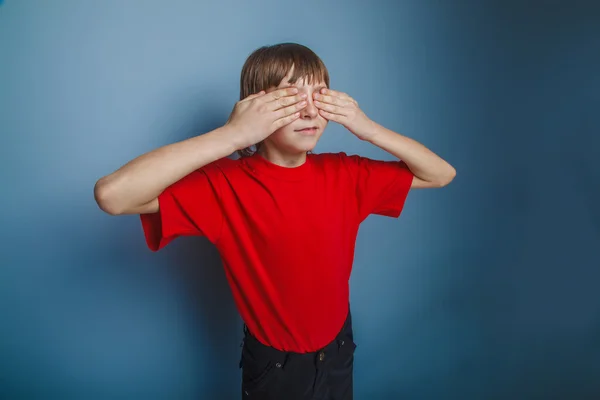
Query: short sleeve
341 153 414 221
139 165 224 251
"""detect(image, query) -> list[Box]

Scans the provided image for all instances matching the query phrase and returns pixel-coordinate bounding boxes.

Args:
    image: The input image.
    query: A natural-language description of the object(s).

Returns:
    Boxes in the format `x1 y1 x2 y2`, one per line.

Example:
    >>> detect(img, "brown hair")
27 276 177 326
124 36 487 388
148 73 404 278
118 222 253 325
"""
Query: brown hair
237 43 330 157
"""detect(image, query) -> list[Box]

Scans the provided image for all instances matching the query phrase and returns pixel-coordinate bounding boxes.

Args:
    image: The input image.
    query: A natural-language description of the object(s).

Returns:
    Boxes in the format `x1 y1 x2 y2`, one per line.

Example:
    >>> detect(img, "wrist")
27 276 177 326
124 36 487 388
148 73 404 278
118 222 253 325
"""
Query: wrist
360 119 383 142
217 124 247 152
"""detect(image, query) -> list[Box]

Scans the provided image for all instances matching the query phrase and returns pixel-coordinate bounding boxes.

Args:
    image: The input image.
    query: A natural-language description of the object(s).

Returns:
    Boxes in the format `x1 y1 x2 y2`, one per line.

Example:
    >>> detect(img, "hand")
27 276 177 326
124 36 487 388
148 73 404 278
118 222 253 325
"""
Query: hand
313 89 375 141
225 88 308 150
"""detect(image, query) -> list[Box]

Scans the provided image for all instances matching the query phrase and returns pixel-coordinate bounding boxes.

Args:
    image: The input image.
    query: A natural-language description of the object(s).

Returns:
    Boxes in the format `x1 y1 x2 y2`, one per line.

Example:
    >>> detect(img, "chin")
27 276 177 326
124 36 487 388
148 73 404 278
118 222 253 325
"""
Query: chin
282 142 318 155
293 136 321 152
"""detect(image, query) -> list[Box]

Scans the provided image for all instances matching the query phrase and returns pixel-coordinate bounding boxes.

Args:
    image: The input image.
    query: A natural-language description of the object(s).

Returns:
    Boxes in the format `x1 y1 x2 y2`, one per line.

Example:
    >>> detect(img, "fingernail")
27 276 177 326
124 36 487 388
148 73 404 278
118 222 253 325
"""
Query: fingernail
300 93 307 98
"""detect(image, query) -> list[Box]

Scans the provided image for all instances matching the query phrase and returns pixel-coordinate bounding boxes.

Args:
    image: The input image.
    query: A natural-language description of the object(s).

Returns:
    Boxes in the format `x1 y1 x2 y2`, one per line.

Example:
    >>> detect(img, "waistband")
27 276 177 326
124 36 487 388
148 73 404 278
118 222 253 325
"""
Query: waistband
240 309 354 370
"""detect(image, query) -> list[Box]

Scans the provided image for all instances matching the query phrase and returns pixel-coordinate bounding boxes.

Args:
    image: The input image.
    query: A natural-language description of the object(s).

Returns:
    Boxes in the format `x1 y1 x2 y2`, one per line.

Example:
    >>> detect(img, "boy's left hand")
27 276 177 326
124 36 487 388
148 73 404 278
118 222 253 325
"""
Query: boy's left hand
313 89 375 141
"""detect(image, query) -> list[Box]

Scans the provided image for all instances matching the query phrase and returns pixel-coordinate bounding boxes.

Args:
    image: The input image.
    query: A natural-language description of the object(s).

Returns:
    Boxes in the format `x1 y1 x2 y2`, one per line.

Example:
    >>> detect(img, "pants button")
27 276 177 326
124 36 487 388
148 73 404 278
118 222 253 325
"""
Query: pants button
319 352 325 361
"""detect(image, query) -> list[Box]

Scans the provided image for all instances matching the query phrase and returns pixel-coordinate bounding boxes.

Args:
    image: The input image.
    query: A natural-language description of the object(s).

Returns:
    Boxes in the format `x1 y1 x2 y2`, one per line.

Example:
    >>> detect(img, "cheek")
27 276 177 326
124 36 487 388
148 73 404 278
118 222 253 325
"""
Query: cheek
269 126 293 143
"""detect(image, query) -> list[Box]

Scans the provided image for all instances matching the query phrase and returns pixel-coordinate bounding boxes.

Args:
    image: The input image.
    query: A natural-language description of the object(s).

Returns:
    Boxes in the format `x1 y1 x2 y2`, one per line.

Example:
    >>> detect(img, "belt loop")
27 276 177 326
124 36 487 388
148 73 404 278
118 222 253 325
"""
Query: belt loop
280 352 290 369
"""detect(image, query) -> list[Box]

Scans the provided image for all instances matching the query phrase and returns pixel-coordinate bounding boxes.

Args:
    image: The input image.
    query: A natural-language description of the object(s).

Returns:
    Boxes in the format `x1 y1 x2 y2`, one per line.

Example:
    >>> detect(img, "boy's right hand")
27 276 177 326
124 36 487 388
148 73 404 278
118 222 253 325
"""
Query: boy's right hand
224 88 308 150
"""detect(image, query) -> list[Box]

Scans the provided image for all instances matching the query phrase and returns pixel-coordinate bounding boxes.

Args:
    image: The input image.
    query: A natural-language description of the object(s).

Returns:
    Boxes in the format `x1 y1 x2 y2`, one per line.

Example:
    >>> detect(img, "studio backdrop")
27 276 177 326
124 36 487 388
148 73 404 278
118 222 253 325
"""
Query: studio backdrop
1 0 598 399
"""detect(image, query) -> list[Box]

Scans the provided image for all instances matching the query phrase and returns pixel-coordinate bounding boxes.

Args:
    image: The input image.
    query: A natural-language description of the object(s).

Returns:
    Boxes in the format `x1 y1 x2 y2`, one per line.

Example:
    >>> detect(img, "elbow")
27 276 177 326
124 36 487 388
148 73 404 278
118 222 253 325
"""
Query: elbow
435 165 456 188
94 177 124 216
443 165 456 186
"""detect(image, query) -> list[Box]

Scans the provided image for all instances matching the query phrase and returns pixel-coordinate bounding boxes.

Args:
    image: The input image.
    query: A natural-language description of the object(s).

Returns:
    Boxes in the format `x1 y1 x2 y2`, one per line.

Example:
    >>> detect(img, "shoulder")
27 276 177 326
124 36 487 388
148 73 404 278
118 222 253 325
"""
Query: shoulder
309 151 411 180
308 151 362 166
198 156 242 176
308 151 374 172
174 157 243 190
308 152 370 185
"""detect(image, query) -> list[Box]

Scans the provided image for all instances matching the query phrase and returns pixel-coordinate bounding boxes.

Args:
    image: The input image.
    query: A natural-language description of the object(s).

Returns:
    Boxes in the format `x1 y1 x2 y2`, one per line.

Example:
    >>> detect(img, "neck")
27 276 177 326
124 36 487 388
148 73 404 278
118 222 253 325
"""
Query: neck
257 143 307 168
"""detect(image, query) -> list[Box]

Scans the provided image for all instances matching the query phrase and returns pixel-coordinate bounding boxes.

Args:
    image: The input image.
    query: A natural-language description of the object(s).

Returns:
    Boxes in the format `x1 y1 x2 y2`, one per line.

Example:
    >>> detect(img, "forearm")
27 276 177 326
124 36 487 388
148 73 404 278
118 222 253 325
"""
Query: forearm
365 121 456 186
94 125 237 215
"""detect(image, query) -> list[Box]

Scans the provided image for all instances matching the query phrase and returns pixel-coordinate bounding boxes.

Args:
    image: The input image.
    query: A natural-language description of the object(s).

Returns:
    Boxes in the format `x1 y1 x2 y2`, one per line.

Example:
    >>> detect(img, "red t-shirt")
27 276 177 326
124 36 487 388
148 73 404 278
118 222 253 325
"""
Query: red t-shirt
140 152 413 353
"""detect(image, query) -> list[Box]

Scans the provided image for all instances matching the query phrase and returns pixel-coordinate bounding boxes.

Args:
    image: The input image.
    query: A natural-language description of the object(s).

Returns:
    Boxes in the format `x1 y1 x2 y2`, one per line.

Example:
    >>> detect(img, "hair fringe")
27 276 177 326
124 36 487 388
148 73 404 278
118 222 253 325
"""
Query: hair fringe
236 43 329 157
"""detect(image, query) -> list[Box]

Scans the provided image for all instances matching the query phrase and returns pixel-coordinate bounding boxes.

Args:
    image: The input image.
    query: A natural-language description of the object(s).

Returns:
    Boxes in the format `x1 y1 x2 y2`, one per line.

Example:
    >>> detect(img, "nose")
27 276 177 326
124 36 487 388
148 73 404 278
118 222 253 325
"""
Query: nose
300 96 318 119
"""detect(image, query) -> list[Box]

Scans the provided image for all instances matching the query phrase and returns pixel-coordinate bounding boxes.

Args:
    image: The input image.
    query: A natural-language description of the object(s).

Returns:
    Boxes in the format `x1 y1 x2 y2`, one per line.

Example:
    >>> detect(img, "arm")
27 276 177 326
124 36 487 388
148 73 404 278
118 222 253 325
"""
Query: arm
95 87 306 215
94 127 237 215
364 122 456 188
313 88 456 188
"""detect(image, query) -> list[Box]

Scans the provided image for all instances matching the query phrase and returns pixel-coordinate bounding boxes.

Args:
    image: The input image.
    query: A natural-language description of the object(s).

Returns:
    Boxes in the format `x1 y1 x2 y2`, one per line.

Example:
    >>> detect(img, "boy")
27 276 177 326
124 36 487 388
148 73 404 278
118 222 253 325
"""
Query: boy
94 43 455 399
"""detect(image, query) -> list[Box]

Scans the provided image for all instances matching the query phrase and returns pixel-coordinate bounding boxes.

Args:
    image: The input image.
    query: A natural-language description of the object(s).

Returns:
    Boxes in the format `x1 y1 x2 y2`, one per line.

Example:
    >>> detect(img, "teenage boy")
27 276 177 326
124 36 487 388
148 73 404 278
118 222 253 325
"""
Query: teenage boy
94 43 455 400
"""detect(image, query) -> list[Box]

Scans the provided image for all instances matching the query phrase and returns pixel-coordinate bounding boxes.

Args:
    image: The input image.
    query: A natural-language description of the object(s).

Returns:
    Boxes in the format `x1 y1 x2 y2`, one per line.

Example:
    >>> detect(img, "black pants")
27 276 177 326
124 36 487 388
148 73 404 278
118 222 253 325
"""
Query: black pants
239 310 356 400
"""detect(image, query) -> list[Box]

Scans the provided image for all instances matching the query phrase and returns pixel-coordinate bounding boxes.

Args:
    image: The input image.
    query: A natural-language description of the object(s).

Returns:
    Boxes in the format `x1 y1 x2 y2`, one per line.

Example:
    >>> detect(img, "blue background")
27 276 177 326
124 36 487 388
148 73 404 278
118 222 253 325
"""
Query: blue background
1 0 599 398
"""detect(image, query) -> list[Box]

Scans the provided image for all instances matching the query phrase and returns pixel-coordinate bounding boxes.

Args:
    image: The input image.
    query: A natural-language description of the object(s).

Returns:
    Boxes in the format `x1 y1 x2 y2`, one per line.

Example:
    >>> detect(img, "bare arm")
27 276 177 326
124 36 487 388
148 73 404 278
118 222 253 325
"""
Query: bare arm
94 127 237 215
365 122 456 188
313 88 456 188
94 87 307 215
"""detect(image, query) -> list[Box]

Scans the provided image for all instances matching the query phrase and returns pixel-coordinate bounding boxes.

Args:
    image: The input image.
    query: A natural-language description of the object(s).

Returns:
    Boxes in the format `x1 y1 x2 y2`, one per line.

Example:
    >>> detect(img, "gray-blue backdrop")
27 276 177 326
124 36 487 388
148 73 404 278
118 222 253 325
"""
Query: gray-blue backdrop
1 0 598 398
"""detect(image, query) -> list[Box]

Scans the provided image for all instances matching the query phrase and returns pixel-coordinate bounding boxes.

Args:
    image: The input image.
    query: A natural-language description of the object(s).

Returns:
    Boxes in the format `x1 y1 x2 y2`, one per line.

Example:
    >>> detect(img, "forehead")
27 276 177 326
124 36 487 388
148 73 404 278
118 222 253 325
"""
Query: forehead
278 75 326 90
277 65 327 89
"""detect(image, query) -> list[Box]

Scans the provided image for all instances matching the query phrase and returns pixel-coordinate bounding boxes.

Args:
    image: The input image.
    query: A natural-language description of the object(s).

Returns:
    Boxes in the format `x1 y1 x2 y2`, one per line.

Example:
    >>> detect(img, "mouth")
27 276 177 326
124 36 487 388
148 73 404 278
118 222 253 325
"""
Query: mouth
295 127 319 135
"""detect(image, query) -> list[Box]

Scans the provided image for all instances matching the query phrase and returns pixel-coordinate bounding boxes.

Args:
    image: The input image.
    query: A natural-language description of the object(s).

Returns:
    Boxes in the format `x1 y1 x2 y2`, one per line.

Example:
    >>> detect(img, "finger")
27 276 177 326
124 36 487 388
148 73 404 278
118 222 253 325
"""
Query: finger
242 90 266 102
314 100 345 116
313 93 346 106
318 109 343 122
273 111 301 130
320 88 355 103
273 101 307 119
263 87 299 102
269 93 308 111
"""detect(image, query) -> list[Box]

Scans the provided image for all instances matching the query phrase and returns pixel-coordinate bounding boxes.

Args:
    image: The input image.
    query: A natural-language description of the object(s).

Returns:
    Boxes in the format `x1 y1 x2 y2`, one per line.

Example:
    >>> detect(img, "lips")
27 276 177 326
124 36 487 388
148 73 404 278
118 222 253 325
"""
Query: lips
295 127 318 132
